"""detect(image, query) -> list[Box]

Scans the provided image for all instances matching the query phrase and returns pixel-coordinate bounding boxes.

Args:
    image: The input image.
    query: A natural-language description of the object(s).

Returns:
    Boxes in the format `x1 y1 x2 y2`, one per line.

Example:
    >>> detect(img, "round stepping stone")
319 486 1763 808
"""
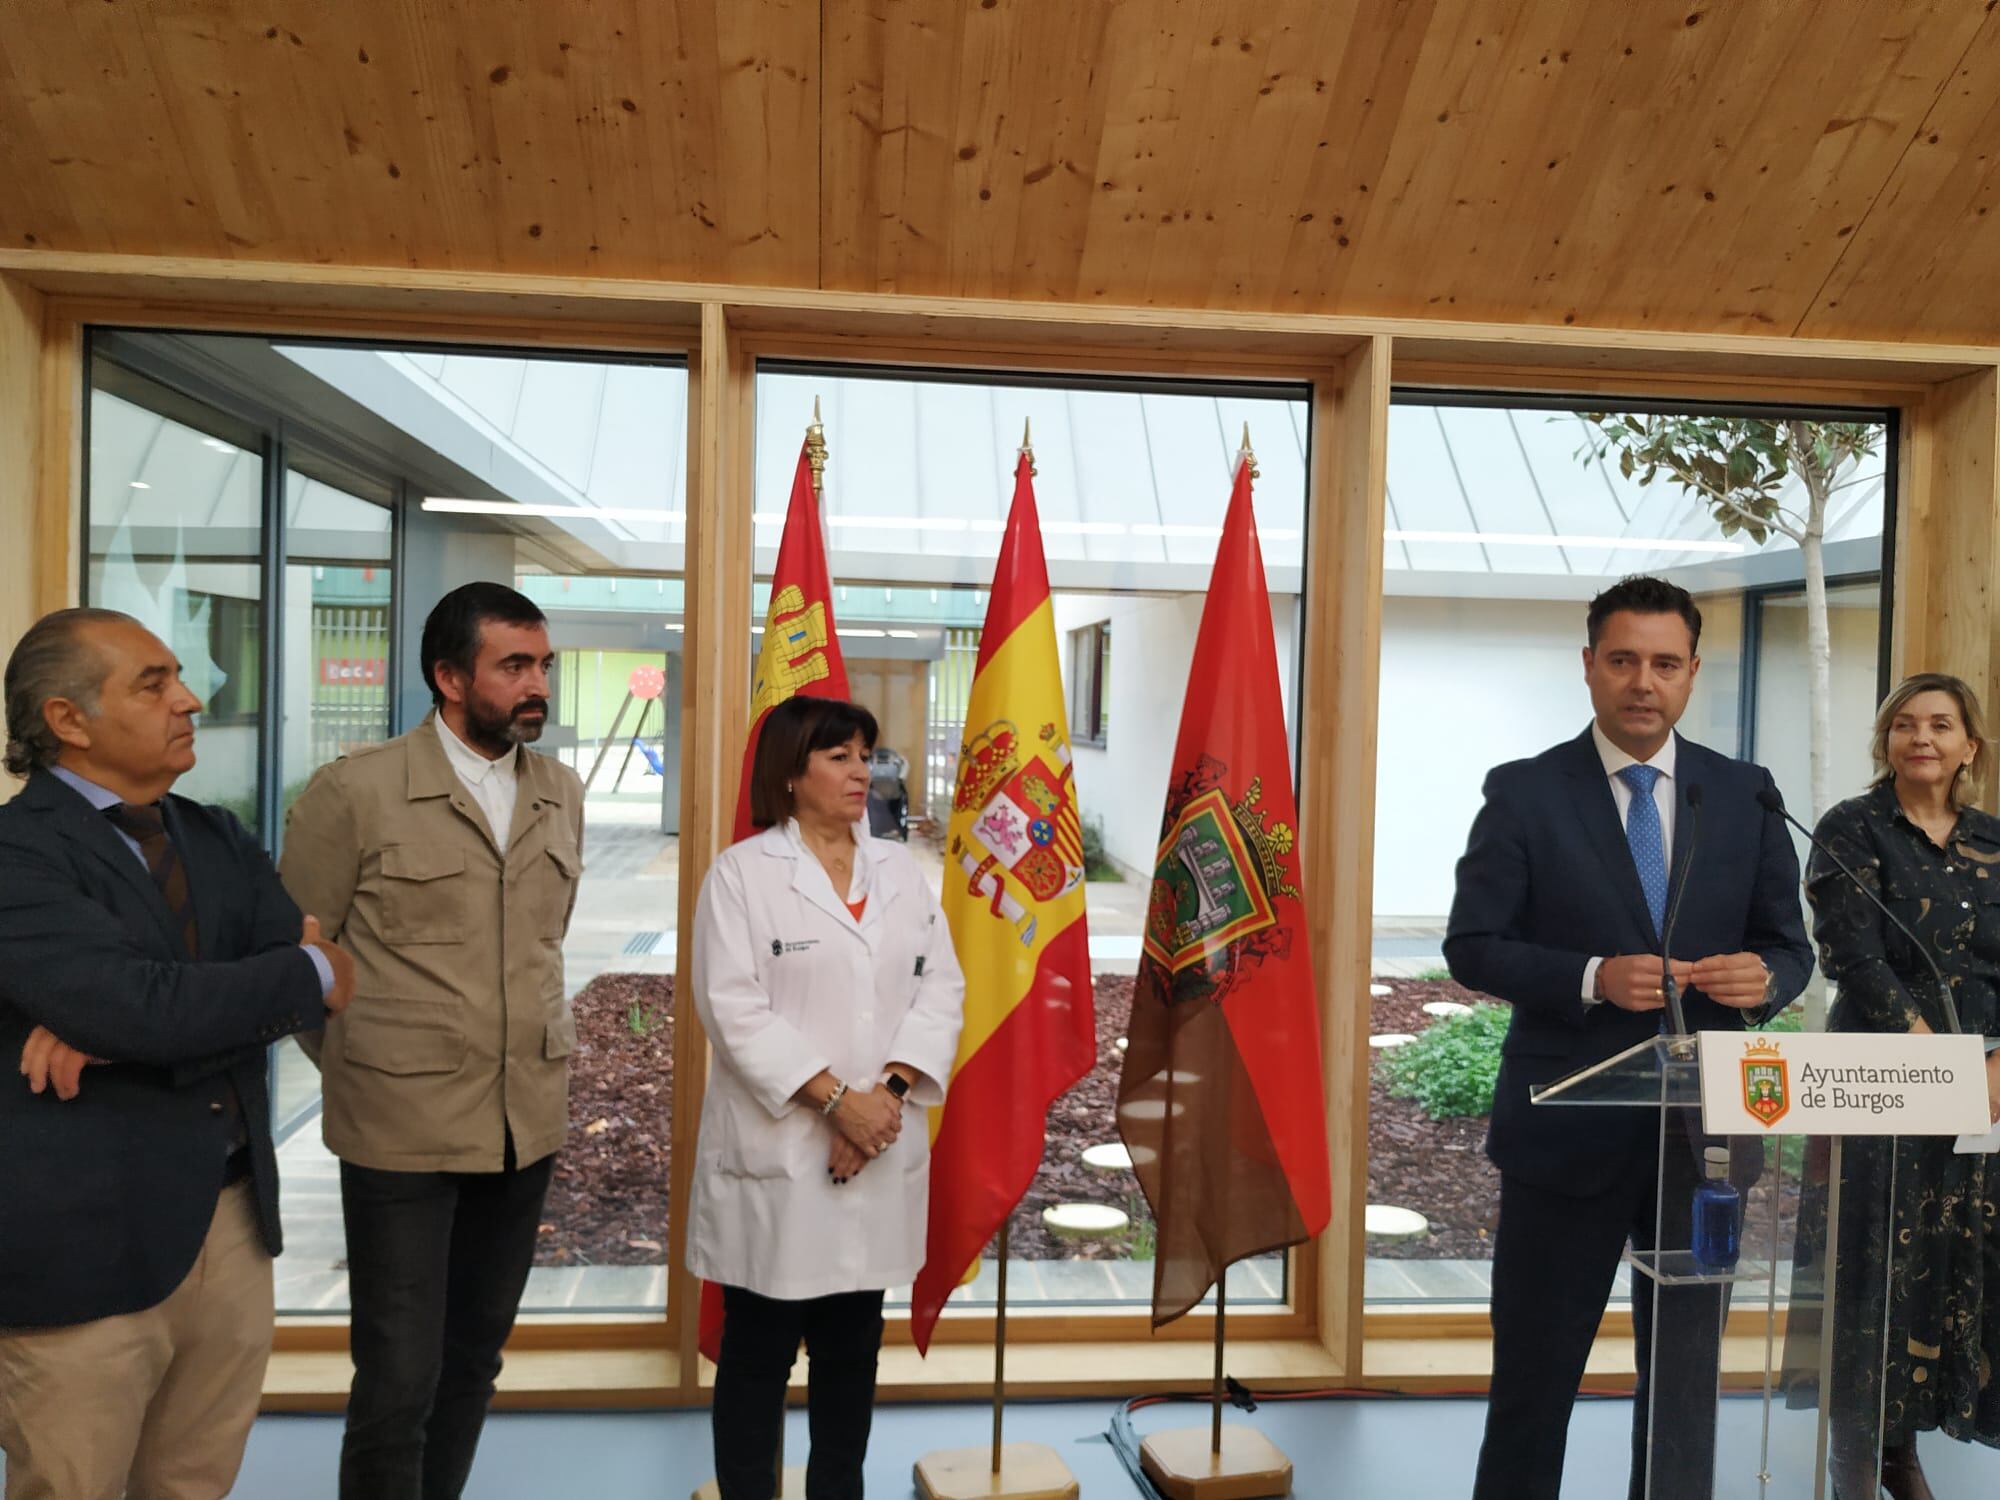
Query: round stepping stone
1082 1143 1134 1173
1422 1001 1473 1019
1120 1098 1186 1123
1113 1037 1128 1052
1365 1204 1431 1239
1369 1032 1418 1050
1369 983 1392 997
1043 1203 1130 1240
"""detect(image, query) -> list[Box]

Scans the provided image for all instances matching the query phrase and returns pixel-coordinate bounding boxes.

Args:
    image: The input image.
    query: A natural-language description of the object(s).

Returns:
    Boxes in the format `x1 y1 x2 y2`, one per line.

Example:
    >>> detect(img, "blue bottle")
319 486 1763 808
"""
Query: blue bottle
1691 1145 1741 1273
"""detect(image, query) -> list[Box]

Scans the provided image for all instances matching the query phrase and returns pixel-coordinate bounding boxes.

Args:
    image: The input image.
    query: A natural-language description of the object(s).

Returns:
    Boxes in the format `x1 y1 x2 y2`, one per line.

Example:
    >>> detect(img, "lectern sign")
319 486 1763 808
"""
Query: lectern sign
1699 1031 1989 1136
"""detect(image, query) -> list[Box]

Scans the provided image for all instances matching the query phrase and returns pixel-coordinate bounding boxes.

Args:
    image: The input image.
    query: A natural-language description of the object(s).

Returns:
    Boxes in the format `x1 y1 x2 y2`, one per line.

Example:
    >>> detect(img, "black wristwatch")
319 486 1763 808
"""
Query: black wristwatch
883 1072 911 1100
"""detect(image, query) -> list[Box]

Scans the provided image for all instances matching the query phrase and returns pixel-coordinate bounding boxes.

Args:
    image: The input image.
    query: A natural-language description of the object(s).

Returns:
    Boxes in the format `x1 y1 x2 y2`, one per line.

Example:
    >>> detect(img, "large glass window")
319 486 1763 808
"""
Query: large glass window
1366 396 1891 1304
84 334 689 1320
752 366 1310 1313
87 370 268 829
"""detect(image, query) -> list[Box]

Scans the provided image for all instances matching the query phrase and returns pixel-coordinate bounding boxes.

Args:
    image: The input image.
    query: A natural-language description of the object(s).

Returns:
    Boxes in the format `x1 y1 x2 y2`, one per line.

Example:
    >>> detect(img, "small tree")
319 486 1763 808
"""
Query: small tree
1577 415 1880 822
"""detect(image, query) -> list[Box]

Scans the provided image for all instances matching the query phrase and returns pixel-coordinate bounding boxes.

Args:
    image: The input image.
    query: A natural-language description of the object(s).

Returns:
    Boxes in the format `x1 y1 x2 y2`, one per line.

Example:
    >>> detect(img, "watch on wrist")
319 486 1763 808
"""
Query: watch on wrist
1758 957 1777 1007
883 1071 911 1100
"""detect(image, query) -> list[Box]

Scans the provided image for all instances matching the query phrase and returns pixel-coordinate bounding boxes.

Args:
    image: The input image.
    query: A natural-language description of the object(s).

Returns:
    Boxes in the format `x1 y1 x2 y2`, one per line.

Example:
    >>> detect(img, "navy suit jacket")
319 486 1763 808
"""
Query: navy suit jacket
0 771 325 1329
1443 728 1814 1195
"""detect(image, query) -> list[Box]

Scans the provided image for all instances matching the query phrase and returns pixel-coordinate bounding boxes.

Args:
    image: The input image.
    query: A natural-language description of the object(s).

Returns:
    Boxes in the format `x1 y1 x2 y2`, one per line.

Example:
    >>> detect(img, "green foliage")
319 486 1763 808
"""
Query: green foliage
1575 413 1878 546
1415 966 1453 982
1379 1002 1511 1121
1752 1003 1807 1033
1121 1192 1157 1260
627 1000 659 1038
1080 813 1121 882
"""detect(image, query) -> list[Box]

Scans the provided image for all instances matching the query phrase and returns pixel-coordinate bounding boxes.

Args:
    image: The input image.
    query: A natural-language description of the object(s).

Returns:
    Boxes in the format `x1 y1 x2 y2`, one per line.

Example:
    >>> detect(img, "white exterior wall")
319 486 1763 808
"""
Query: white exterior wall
1053 589 1298 880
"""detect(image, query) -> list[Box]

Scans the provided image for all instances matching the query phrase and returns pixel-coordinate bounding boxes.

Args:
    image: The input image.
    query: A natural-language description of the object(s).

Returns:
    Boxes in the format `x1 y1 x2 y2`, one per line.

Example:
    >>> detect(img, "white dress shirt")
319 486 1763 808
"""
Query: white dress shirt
1581 721 1676 1004
433 714 522 848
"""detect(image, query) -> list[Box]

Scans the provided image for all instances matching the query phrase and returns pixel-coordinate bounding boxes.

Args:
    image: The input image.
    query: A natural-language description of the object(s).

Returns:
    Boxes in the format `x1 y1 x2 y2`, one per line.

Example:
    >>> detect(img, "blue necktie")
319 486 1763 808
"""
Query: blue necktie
1618 764 1668 936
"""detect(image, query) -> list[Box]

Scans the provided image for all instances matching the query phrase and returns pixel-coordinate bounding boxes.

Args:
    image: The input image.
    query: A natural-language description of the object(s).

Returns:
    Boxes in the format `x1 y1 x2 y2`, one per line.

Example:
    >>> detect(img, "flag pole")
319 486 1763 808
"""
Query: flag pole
1132 418 1296 1500
1211 1275 1227 1453
992 1218 1009 1472
984 418 1032 1480
753 400 827 1500
761 400 830 1500
912 416 1079 1500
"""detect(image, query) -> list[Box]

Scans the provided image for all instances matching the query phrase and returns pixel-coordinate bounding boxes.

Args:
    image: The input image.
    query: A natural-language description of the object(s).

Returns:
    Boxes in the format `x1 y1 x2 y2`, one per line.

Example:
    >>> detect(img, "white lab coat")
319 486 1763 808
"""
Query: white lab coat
685 819 965 1300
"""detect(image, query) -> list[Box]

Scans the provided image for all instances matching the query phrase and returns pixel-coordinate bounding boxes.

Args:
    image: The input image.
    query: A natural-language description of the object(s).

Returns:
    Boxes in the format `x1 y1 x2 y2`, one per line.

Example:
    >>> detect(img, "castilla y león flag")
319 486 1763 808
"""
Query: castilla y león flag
730 435 850 845
1116 445 1330 1327
699 430 850 1364
909 444 1095 1354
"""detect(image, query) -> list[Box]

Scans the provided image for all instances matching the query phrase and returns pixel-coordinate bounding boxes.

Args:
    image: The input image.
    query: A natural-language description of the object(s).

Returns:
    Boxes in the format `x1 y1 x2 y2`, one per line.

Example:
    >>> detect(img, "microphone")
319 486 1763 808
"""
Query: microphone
1658 783 1703 1037
1756 783 1963 1035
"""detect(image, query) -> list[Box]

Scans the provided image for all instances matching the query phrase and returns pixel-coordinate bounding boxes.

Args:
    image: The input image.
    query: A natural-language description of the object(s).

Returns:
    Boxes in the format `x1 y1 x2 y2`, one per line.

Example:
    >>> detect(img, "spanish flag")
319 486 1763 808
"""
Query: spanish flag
910 437 1096 1354
699 427 849 1364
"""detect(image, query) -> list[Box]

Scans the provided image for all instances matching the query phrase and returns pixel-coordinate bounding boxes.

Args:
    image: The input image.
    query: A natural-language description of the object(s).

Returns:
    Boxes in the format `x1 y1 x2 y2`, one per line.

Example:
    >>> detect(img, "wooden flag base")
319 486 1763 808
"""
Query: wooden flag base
692 1468 806 1500
1139 1426 1293 1500
913 1441 1080 1500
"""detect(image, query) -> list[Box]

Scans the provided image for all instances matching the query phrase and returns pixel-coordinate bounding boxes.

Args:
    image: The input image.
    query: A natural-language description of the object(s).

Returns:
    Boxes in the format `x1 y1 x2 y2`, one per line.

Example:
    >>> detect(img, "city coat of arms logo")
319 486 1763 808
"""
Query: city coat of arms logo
1141 755 1300 1008
949 719 1084 947
1741 1038 1789 1127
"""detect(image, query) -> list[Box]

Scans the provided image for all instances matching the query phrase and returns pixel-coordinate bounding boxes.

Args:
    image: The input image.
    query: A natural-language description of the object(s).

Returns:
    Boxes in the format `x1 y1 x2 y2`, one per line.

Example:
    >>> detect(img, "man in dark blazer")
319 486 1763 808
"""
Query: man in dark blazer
1445 576 1813 1500
0 607 352 1500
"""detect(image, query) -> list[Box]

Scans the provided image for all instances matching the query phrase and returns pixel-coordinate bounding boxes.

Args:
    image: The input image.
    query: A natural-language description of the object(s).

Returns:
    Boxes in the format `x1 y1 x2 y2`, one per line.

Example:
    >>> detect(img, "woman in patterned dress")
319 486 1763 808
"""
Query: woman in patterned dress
1808 673 2000 1499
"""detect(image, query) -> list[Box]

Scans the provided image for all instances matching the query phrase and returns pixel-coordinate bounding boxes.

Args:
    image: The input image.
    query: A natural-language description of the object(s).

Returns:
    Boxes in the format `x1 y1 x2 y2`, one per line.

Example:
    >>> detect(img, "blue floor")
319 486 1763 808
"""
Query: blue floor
192 1395 1997 1498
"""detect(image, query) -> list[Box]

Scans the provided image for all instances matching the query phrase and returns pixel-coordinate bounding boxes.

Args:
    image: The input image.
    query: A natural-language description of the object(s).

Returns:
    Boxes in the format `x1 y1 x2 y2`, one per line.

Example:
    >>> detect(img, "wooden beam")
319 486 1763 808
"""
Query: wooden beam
1894 367 2000 806
34 307 82 617
6 249 2000 387
1299 335 1391 1378
669 303 755 1389
0 274 45 804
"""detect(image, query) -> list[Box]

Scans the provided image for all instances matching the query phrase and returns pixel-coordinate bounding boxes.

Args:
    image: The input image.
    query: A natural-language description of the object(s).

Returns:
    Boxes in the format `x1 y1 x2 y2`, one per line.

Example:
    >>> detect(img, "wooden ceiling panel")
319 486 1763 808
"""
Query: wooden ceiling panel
0 0 820 283
818 0 1993 336
3 0 1999 344
1798 15 2000 341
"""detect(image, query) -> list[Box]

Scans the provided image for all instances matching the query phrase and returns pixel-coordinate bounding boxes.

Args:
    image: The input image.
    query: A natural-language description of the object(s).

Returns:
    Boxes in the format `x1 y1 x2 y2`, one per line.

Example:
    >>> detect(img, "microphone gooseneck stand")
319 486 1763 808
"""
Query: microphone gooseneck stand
1755 784 1963 1035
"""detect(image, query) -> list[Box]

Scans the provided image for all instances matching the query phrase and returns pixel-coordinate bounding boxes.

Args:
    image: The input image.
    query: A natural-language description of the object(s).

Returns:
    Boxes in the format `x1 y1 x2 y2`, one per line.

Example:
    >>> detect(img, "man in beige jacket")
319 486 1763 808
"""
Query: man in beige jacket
281 582 583 1500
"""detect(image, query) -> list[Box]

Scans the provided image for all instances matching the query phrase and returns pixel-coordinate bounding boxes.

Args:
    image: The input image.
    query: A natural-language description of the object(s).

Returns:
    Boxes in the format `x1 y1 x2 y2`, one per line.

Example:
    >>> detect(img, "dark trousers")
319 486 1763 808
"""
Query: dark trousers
336 1145 554 1500
711 1285 886 1500
1473 1135 1726 1500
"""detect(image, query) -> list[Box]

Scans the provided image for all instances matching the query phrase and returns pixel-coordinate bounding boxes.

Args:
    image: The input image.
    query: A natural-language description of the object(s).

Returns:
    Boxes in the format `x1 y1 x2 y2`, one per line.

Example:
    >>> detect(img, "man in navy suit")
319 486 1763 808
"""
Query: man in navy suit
1446 576 1813 1500
0 607 353 1499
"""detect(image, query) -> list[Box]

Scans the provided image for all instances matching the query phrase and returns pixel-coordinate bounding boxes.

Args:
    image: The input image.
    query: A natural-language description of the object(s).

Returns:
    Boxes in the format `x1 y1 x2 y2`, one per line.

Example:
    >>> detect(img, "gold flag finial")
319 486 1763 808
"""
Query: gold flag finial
1020 416 1036 476
806 397 828 496
1238 421 1260 480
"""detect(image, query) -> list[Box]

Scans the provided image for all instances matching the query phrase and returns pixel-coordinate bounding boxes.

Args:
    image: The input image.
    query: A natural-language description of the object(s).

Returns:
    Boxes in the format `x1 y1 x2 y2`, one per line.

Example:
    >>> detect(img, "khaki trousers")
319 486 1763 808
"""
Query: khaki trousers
0 1182 273 1500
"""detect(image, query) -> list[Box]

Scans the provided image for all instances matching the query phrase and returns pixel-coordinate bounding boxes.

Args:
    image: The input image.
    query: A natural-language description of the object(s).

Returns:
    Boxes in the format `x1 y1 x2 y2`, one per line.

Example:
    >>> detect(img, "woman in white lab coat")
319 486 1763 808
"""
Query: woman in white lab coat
687 694 964 1500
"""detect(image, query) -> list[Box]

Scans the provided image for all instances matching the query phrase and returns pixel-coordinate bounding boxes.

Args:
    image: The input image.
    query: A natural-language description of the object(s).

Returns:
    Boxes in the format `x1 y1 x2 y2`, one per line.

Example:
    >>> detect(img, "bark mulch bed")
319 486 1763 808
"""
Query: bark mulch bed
1367 977 1503 1260
537 972 1155 1267
537 973 675 1267
543 970 1795 1274
1365 978 1802 1263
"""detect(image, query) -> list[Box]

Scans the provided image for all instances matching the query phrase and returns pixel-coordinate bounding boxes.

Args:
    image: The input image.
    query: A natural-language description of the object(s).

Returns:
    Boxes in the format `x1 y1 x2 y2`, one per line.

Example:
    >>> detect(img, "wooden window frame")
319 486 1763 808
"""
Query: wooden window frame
2 252 1995 1403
